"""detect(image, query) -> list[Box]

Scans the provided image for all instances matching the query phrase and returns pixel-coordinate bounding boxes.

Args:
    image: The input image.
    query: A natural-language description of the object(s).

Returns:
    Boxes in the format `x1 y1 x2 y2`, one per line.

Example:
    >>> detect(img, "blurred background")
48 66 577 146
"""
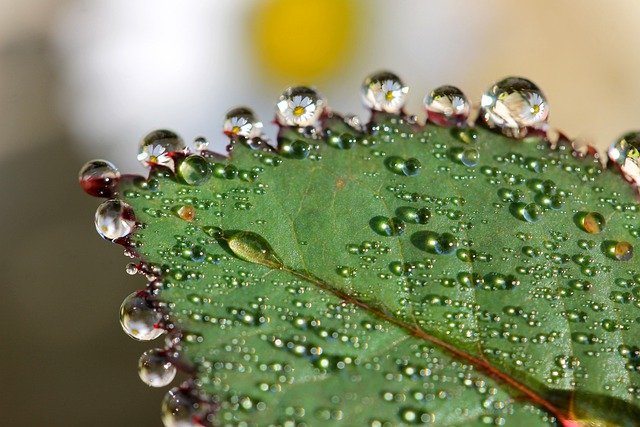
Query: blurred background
1 0 639 425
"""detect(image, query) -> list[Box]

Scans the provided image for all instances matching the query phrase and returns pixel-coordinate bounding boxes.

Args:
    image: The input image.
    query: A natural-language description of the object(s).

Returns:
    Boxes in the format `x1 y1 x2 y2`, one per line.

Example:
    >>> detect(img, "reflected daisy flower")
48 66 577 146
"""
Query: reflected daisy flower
361 72 408 113
276 87 324 127
137 144 175 169
223 107 263 138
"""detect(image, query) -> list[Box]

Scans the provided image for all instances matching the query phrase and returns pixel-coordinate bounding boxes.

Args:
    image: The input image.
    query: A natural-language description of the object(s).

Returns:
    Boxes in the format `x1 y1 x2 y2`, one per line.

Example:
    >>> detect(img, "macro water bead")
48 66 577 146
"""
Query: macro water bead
94 199 136 241
78 159 120 197
223 107 263 138
138 349 177 387
137 129 186 169
119 291 163 341
424 85 470 127
361 71 408 113
481 77 549 137
608 131 640 184
276 86 325 127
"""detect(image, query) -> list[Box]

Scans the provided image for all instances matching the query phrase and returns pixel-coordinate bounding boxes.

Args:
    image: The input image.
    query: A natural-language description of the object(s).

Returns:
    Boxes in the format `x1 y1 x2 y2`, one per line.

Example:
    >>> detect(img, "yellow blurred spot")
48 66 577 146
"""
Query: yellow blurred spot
293 106 305 117
252 0 357 82
385 91 394 101
231 126 241 134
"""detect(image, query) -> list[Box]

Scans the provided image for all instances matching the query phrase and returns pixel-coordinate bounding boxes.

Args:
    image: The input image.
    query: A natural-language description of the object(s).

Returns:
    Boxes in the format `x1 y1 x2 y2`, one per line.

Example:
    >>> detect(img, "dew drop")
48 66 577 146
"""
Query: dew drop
225 231 284 269
602 240 634 261
78 159 120 197
137 129 185 169
177 155 211 186
276 86 325 127
412 231 458 255
119 291 163 341
279 138 311 159
161 387 215 427
450 147 479 167
608 131 640 184
361 71 408 113
223 107 263 139
370 216 406 237
385 156 421 176
94 199 136 241
138 348 177 387
326 132 356 150
424 85 470 127
575 211 606 234
510 202 543 223
177 205 195 221
193 136 208 151
481 77 548 138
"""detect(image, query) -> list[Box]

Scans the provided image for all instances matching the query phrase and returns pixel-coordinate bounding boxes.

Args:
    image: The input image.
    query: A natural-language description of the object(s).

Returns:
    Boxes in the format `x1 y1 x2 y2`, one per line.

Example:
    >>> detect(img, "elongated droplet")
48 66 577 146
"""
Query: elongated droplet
138 348 176 387
223 107 263 138
370 216 406 236
510 202 543 223
161 387 215 427
608 131 640 184
120 291 163 341
412 231 458 254
226 231 284 269
177 155 211 186
481 77 548 138
138 129 185 169
361 71 408 113
79 159 120 197
278 138 311 159
95 199 136 241
575 211 605 234
602 240 634 261
424 85 470 127
276 86 325 127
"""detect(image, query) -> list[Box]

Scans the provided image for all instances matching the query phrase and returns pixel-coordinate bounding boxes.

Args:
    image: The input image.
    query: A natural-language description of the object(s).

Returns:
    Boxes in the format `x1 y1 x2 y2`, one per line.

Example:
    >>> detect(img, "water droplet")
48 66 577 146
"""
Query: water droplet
370 216 406 236
95 199 136 240
119 291 163 341
137 130 185 169
223 107 263 138
326 132 356 149
510 202 543 223
177 155 211 186
450 147 479 167
225 231 284 269
276 86 325 127
78 160 120 197
161 387 215 427
193 136 208 151
602 240 634 261
481 77 548 138
385 156 421 176
411 231 458 254
138 348 177 387
424 85 470 127
575 211 606 234
361 71 408 113
608 131 640 183
177 205 195 221
279 138 311 159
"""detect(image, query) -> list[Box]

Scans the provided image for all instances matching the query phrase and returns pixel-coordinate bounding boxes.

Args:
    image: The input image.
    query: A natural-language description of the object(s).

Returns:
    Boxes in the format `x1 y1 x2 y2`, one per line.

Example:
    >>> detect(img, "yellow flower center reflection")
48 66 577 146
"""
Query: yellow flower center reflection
252 0 357 81
293 106 305 117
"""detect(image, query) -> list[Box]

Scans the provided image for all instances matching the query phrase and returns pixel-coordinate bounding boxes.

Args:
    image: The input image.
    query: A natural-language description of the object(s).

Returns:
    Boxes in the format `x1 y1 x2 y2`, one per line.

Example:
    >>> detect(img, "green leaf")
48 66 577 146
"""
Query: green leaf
108 115 640 426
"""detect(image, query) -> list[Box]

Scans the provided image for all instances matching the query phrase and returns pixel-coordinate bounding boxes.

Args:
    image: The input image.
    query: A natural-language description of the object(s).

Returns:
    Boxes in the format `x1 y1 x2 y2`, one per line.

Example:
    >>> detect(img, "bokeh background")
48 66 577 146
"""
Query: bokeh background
2 1 640 425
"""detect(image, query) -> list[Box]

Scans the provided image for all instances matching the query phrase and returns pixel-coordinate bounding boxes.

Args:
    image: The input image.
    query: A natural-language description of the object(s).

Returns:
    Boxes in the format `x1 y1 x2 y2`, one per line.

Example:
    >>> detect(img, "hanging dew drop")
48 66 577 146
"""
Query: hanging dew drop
575 211 606 234
481 77 549 138
361 71 408 113
78 159 120 197
276 86 325 127
608 131 640 184
161 387 215 427
137 129 185 170
94 199 136 241
223 106 263 139
177 155 211 186
119 291 163 341
424 85 470 127
138 348 177 387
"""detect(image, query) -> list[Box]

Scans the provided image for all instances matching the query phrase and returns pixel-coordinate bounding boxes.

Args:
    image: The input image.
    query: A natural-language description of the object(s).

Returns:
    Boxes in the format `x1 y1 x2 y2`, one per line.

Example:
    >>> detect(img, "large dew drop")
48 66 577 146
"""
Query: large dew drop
361 71 408 114
137 129 185 169
225 231 284 269
78 159 120 197
94 199 136 241
481 77 549 138
276 86 325 127
424 85 470 127
119 291 164 341
223 107 263 139
138 348 177 387
161 387 215 427
177 155 211 186
608 131 640 184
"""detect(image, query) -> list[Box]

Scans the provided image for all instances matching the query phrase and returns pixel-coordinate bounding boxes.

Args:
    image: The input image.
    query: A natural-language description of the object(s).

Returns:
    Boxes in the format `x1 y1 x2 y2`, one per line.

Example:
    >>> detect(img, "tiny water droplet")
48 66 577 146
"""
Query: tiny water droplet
424 85 470 127
481 77 548 138
510 202 543 223
223 107 263 138
608 131 640 184
361 71 408 113
138 348 177 387
602 240 634 261
138 130 185 169
575 211 605 234
279 138 311 159
79 159 120 197
226 231 284 269
95 199 136 240
450 147 479 167
193 136 209 151
177 155 211 186
177 205 195 221
120 291 163 341
276 86 325 127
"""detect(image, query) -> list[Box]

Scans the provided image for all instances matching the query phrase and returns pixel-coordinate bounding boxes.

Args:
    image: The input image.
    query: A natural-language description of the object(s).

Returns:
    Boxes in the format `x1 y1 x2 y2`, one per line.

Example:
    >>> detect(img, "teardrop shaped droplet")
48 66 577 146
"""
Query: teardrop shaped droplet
137 129 185 169
370 216 406 237
225 231 284 269
424 85 470 127
575 211 606 234
79 159 120 197
120 291 163 341
608 131 640 184
361 71 408 113
276 86 325 127
177 155 211 186
602 240 634 261
481 77 549 138
161 387 215 427
223 107 263 139
138 348 177 387
95 199 136 240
